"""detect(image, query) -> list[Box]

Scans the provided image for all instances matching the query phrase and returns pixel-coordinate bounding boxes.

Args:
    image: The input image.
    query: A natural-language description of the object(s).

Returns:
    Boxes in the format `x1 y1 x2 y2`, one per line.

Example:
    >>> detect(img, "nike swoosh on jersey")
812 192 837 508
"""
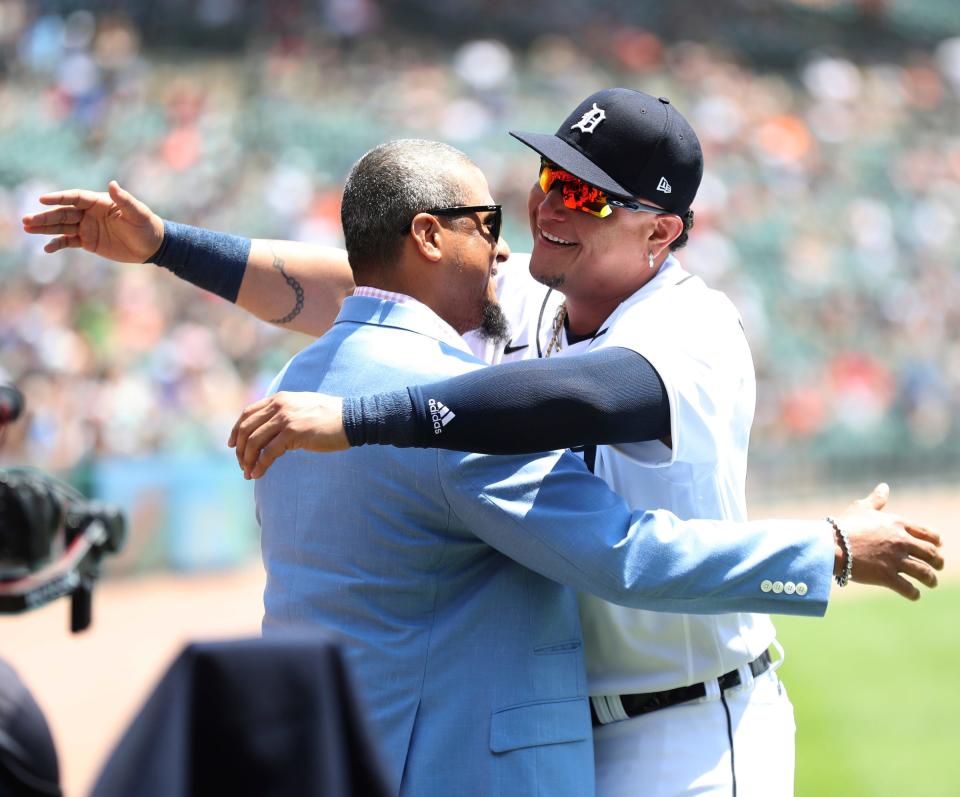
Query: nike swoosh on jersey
503 342 529 355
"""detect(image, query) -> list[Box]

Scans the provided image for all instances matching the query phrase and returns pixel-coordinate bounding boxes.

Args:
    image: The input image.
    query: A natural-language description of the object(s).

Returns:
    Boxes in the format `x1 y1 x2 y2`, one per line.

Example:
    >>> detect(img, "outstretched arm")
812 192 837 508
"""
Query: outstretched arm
22 181 354 337
229 347 671 475
447 453 944 608
236 238 353 334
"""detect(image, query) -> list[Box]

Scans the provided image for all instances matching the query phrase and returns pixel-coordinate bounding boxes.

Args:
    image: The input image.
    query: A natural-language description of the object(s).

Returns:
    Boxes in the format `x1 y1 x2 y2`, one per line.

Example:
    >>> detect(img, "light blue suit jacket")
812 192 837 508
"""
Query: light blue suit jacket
256 296 833 796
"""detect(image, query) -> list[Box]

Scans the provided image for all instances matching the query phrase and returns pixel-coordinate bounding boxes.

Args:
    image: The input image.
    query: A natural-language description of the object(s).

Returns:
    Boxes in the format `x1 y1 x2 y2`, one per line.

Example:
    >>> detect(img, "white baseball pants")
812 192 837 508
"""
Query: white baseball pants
592 666 796 796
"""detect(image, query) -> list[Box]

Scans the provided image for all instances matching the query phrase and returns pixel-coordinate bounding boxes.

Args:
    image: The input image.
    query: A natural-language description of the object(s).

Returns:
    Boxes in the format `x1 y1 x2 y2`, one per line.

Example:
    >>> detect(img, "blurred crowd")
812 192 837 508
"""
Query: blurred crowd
1 1 959 487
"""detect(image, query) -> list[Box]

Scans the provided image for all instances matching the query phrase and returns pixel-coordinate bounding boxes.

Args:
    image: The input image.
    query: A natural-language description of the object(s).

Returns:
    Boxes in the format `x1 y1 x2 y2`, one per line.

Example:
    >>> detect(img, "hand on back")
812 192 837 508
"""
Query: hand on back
229 391 349 480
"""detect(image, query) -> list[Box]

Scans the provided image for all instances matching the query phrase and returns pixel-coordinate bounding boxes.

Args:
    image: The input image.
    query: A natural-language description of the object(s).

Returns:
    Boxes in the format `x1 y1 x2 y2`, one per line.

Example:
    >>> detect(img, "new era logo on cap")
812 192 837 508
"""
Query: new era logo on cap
428 399 455 435
509 88 704 215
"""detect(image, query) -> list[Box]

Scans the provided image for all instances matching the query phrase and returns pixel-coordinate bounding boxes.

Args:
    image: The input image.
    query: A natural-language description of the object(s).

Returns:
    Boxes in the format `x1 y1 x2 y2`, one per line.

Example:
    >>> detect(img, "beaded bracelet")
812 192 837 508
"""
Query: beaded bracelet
826 516 853 587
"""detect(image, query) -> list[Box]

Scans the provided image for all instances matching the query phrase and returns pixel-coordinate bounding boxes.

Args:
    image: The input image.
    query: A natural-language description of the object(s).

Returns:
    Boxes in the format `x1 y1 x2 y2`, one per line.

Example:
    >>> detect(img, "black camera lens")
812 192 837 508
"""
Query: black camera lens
0 472 63 580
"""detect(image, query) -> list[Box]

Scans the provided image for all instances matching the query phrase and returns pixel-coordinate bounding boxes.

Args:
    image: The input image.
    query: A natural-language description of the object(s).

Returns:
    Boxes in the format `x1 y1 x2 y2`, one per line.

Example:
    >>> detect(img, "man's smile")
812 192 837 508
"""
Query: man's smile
538 226 577 247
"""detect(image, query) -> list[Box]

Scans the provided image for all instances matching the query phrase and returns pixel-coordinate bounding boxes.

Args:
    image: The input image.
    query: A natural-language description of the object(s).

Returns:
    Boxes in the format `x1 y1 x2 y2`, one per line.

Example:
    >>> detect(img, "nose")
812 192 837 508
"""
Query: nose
495 235 512 263
536 183 569 224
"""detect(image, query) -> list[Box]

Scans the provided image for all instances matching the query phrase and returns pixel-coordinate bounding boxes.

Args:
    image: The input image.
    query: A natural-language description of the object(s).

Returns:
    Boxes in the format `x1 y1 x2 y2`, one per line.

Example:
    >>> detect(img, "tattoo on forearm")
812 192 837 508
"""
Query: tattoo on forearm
267 249 305 325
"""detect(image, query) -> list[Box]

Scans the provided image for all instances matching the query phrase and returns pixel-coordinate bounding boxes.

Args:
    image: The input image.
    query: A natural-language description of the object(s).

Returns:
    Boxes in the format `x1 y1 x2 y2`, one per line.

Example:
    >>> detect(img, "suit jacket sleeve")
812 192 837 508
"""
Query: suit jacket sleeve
437 448 833 617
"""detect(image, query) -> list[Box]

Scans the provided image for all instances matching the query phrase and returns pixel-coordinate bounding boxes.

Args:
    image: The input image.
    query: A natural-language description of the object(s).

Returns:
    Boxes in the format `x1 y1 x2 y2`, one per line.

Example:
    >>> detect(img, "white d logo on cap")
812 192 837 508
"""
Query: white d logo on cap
571 103 606 134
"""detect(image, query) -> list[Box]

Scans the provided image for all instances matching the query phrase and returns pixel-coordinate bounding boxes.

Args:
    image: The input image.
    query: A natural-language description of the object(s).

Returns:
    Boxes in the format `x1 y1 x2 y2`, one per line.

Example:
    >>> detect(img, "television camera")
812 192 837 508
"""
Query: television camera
0 383 126 632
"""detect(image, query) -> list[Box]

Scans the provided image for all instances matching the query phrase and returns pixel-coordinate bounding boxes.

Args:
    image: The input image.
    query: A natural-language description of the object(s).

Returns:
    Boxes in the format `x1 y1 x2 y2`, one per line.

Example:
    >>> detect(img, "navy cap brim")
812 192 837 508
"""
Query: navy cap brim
509 130 636 200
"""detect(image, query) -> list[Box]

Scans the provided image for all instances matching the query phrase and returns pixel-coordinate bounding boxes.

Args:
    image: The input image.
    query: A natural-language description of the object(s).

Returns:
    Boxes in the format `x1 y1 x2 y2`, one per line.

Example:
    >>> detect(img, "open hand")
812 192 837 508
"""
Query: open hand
835 483 944 600
22 181 164 263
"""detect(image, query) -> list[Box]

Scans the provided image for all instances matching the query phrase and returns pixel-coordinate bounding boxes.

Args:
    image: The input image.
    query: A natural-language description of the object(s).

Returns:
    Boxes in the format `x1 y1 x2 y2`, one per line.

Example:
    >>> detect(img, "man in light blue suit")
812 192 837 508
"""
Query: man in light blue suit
248 140 938 796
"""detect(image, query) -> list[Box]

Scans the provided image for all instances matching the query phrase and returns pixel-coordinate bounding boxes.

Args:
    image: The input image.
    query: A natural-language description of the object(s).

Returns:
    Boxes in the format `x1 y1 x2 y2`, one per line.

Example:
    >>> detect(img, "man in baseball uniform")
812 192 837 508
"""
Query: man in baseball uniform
500 89 794 796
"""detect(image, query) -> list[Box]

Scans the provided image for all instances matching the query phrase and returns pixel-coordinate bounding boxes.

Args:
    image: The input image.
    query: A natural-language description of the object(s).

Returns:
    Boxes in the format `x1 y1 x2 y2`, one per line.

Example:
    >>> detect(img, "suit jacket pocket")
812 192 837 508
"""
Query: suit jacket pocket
489 698 590 753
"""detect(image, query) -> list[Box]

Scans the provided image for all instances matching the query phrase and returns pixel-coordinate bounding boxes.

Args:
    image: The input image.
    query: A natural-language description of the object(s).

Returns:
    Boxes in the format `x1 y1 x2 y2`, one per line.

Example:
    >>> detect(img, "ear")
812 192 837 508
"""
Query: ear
410 213 444 263
650 213 684 256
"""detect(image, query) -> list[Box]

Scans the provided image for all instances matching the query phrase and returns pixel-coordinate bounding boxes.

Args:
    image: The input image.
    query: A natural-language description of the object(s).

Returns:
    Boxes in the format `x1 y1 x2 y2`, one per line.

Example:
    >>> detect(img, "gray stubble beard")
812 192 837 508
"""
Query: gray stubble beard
533 273 565 290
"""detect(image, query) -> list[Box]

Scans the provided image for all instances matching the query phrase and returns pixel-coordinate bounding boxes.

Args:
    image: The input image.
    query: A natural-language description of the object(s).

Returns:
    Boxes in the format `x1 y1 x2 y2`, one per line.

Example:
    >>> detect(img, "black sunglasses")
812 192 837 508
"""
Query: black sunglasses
400 204 502 243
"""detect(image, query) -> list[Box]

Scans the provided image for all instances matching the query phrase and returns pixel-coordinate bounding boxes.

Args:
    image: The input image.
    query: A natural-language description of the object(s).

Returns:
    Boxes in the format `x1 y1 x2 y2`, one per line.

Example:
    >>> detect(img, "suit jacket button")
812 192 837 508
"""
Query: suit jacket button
772 581 784 594
795 582 808 596
760 579 773 593
784 581 796 595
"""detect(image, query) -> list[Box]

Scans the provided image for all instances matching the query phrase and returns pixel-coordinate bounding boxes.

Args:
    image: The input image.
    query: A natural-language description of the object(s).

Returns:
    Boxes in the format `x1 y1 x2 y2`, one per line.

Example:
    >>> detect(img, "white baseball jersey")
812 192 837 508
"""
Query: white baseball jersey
465 252 776 695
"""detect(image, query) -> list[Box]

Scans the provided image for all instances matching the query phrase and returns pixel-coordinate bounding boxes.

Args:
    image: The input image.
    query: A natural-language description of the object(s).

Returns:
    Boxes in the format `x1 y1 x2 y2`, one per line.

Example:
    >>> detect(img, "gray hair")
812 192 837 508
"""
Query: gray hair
341 139 476 278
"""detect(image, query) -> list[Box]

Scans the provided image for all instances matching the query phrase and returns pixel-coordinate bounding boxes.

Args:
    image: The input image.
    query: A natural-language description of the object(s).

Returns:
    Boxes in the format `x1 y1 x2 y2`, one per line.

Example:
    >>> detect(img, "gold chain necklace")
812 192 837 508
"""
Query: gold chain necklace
544 301 567 358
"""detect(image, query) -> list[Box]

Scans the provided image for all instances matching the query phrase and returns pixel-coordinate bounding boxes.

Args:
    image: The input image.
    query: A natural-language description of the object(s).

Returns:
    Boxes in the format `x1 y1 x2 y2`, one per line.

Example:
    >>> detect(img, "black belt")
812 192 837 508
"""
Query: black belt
590 650 773 726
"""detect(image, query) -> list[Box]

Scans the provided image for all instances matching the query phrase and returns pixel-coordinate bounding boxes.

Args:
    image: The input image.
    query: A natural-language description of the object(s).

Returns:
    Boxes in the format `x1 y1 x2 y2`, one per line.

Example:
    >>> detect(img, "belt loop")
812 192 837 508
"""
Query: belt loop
605 695 629 722
591 695 630 725
769 639 785 673
738 662 755 691
590 696 612 725
703 678 721 702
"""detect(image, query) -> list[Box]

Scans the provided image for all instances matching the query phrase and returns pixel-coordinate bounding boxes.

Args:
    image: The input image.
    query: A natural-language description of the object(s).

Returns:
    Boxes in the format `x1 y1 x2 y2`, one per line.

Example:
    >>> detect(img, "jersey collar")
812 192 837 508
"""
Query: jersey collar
595 254 693 334
637 253 691 298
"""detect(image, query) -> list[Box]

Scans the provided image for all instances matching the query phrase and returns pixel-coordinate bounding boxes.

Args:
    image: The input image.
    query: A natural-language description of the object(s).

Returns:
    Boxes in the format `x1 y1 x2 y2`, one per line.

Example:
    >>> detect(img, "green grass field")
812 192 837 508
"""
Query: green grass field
776 582 960 797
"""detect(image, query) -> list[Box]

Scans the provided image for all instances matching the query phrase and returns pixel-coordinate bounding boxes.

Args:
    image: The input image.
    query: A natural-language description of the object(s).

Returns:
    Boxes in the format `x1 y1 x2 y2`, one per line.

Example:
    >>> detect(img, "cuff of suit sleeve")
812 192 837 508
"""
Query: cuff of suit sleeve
752 519 835 616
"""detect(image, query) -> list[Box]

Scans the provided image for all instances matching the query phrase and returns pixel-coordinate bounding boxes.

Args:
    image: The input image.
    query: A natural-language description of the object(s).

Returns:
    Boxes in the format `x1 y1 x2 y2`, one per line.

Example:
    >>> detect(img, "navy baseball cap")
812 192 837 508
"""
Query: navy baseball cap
509 87 703 215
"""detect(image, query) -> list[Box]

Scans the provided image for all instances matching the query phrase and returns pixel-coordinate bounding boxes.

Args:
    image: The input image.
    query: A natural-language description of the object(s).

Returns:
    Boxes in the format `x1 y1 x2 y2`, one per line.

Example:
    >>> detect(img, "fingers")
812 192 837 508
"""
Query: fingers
22 207 86 229
28 183 153 231
236 413 303 479
37 188 103 210
240 415 287 474
229 397 278 466
901 520 941 547
229 392 344 477
227 415 240 448
898 557 939 590
845 483 889 516
27 223 80 237
902 535 945 571
108 180 153 223
866 482 889 510
228 396 272 448
852 482 889 511
43 235 83 254
886 574 921 602
847 512 944 599
249 437 290 480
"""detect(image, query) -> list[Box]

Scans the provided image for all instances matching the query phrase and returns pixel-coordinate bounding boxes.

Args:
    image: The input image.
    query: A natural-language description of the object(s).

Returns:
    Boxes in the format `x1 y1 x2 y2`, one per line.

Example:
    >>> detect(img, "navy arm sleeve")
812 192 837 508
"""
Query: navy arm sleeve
342 347 670 454
148 220 250 302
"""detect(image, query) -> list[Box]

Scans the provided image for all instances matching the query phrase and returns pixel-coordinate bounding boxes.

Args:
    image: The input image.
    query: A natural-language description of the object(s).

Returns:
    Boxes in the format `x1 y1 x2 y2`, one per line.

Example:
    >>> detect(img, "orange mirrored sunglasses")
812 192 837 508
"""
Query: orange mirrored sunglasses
538 160 668 218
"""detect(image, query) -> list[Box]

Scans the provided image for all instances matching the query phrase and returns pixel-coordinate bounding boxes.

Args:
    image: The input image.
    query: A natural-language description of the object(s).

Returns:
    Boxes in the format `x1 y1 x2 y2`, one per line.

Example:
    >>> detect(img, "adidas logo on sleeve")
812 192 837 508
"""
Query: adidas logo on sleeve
428 399 456 434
